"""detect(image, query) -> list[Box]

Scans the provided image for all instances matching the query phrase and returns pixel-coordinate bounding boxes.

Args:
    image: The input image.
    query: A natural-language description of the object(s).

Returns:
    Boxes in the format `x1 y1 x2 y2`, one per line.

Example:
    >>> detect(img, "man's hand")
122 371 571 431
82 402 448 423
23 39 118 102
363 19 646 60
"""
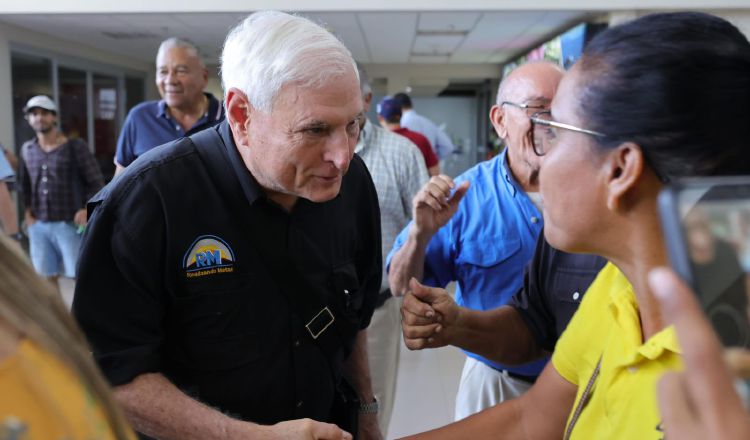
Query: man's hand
411 175 470 240
357 411 383 440
265 419 352 440
24 209 36 228
73 208 88 226
401 278 460 350
650 267 750 440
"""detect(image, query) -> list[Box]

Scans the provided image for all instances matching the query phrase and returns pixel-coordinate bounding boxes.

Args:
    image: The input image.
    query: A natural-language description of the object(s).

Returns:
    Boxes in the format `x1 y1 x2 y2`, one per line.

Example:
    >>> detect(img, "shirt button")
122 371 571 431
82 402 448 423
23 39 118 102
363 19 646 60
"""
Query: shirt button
628 367 638 373
41 164 48 170
296 400 303 408
530 216 539 224
572 291 580 301
294 340 300 347
42 189 48 195
41 177 48 183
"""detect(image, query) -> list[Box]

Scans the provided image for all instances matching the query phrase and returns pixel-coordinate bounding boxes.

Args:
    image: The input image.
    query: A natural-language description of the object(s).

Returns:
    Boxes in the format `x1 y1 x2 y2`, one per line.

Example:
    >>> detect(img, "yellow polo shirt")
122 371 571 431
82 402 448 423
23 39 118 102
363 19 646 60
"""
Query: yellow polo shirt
552 263 683 440
0 339 135 440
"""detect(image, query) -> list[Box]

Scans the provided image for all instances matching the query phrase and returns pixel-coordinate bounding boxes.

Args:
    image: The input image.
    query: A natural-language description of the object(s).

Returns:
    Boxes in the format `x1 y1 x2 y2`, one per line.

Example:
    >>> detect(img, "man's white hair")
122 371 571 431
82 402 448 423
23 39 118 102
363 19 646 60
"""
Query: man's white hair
156 37 204 67
221 11 358 113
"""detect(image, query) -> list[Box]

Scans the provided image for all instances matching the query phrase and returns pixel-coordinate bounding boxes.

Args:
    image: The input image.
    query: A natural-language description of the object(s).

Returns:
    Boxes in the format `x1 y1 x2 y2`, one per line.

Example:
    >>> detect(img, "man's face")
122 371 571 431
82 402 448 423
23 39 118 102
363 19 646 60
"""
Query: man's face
155 46 208 110
491 65 562 190
25 108 57 134
239 69 364 206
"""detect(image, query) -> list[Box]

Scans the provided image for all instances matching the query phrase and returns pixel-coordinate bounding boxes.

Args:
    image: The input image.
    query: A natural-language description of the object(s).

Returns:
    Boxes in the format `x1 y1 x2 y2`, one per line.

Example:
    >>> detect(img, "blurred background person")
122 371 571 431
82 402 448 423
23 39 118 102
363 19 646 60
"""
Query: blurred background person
114 38 224 175
393 93 455 160
0 151 19 240
17 95 104 287
376 96 439 176
651 267 750 440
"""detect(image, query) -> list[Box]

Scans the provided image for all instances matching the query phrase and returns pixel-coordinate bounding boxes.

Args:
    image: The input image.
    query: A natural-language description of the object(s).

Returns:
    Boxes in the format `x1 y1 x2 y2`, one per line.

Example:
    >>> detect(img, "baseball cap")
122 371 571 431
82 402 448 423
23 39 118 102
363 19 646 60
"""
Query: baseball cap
23 95 57 114
376 96 402 120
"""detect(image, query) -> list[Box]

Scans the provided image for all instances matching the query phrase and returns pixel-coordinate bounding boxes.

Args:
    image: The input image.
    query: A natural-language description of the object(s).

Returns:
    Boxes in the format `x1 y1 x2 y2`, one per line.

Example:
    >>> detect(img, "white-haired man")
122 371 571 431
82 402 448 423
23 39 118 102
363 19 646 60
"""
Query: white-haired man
74 11 382 440
114 37 224 175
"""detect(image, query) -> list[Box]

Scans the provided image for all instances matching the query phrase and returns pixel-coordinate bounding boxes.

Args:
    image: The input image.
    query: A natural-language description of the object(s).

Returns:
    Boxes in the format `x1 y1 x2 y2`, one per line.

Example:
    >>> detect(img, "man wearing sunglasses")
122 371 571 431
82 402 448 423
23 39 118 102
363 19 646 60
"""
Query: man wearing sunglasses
387 62 565 419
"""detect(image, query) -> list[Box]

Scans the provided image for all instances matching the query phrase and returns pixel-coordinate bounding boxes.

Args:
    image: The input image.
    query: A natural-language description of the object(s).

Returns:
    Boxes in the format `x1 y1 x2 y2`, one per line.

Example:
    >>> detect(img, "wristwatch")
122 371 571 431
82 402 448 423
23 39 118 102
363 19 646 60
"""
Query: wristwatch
8 232 23 242
359 397 379 414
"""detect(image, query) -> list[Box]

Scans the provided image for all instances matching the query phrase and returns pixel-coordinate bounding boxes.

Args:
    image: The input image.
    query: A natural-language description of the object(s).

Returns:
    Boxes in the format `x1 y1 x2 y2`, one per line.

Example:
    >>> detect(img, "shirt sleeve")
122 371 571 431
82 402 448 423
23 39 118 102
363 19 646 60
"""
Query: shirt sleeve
0 151 13 181
115 112 136 168
73 139 105 202
17 144 31 208
72 182 169 386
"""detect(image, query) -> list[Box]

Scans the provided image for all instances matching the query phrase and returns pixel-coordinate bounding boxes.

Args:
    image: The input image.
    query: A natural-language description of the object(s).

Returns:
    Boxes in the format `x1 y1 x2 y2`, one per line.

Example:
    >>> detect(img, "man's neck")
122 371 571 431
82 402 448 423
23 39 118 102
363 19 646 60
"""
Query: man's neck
36 129 63 151
384 122 402 131
167 94 209 130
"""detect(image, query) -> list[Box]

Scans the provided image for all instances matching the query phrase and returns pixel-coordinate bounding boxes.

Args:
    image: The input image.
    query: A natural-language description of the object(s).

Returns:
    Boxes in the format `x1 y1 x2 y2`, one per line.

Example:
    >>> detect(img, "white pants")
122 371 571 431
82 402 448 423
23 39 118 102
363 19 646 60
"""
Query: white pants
454 357 534 421
366 296 402 437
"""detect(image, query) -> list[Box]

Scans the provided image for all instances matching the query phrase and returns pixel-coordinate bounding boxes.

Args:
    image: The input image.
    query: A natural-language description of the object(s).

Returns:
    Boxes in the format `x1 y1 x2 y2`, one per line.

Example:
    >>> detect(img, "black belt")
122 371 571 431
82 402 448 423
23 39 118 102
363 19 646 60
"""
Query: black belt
374 288 392 309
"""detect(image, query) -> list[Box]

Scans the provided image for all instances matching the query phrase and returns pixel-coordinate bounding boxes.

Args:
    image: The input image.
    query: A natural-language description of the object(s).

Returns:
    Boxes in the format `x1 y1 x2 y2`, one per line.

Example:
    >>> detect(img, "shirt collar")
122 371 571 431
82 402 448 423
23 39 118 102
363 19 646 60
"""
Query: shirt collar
157 92 218 121
218 121 264 206
499 149 522 197
355 118 374 154
603 263 682 366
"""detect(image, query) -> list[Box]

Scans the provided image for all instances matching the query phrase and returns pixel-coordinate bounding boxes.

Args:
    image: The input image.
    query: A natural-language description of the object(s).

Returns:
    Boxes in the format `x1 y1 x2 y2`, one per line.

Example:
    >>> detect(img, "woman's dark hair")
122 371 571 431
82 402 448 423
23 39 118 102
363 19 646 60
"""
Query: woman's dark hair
578 12 750 179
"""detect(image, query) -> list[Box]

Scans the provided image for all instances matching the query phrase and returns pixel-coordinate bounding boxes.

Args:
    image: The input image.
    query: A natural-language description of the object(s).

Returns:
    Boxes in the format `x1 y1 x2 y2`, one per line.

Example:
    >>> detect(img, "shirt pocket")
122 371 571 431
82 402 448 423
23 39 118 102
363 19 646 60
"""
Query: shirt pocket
173 274 261 371
457 236 522 270
329 261 364 320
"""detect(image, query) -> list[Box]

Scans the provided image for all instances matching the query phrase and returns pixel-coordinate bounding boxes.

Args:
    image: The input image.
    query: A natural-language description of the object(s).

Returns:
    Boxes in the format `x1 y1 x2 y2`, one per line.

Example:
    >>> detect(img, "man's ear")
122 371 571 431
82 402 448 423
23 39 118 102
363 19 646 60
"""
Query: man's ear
226 88 252 147
489 104 508 139
605 142 646 212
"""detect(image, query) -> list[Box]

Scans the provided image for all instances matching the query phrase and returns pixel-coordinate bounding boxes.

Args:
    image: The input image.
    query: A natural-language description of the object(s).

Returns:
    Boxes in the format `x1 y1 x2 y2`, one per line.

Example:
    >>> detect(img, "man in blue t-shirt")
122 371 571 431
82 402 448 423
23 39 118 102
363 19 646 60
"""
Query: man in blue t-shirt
387 62 564 420
114 38 224 175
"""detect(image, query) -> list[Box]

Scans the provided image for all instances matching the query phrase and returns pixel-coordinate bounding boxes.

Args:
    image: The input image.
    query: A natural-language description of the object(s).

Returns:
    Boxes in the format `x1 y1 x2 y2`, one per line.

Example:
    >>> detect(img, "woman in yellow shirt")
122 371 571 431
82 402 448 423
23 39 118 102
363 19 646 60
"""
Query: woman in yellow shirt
402 11 750 440
0 236 135 440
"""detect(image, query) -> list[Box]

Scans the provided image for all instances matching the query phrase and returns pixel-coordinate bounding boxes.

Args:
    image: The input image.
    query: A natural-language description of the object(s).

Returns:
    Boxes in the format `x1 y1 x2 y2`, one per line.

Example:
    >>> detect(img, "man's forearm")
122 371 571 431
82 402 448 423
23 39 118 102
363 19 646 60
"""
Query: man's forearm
0 185 18 235
449 306 545 366
388 228 431 296
114 372 274 440
343 330 375 402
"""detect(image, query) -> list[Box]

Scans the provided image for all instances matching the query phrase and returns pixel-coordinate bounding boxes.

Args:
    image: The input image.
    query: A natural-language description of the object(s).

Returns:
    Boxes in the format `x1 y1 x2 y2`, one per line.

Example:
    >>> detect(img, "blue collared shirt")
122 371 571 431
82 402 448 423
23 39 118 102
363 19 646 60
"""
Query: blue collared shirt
115 93 224 168
387 149 547 375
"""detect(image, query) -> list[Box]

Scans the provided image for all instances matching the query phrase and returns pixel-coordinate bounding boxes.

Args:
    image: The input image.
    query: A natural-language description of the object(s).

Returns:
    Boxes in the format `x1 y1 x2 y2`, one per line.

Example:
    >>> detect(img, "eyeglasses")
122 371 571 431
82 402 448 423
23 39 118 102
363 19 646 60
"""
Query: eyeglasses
501 101 549 117
528 110 605 156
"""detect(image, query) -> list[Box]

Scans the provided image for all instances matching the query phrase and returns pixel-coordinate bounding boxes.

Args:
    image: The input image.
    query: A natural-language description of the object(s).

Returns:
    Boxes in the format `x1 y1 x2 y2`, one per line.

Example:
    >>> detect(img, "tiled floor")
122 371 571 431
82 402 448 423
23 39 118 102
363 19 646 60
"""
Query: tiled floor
59 280 466 440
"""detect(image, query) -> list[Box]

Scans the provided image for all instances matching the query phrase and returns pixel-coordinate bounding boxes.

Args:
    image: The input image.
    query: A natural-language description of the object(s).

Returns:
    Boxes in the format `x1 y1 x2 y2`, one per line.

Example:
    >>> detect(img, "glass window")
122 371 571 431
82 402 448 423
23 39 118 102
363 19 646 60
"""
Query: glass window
11 53 52 151
93 73 119 181
58 67 88 142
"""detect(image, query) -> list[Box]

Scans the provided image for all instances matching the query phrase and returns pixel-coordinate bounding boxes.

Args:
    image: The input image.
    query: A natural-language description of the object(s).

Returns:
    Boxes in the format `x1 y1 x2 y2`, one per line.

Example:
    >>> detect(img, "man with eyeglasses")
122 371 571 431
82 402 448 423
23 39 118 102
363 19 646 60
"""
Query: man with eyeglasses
387 62 566 419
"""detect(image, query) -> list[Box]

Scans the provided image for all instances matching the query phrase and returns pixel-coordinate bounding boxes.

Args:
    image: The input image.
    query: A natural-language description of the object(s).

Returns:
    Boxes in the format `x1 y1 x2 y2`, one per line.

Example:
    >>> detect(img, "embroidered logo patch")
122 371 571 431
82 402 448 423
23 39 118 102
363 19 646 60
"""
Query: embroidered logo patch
183 235 235 278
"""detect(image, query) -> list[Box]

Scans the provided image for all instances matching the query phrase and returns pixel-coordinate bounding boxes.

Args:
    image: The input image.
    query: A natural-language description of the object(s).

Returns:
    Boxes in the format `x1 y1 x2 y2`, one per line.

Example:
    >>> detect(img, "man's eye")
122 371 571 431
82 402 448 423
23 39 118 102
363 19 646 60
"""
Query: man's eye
306 127 327 135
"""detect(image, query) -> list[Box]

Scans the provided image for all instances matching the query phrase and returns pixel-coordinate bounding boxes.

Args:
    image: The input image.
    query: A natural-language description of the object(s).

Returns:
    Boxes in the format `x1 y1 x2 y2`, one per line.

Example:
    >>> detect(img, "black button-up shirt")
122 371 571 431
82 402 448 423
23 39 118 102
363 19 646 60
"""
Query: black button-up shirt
73 122 381 425
509 231 607 352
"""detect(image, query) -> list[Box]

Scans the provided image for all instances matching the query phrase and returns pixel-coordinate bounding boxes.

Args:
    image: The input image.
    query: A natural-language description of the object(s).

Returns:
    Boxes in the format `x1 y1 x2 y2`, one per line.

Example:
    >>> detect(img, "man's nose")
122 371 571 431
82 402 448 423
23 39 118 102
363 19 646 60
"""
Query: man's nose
324 130 353 170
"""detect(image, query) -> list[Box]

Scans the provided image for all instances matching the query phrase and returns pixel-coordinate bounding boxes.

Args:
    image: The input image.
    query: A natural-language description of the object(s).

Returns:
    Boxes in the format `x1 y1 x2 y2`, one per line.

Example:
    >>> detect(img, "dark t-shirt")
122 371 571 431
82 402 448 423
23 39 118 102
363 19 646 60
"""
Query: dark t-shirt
73 122 381 425
509 231 607 352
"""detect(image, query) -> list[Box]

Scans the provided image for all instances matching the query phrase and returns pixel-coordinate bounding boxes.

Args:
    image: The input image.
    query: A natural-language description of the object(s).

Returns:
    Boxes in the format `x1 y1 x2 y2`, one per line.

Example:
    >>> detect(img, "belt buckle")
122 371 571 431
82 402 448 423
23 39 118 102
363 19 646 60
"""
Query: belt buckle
306 307 335 340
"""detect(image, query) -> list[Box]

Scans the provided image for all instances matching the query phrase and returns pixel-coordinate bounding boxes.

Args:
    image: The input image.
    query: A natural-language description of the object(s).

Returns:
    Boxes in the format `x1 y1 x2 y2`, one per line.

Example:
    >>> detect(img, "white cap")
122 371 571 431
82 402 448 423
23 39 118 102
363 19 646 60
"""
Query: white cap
23 95 57 114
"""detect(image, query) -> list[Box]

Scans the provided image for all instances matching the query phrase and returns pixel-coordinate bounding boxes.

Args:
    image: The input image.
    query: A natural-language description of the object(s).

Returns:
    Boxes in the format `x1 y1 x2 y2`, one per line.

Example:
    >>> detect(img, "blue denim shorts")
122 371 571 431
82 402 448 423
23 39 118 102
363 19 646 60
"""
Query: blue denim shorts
27 221 82 278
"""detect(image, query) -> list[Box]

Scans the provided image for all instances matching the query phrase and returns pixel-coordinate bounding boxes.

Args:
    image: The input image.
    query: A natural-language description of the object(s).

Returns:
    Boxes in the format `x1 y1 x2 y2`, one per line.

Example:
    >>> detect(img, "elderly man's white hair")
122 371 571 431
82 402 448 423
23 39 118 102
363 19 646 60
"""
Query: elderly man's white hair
156 37 205 67
221 11 358 113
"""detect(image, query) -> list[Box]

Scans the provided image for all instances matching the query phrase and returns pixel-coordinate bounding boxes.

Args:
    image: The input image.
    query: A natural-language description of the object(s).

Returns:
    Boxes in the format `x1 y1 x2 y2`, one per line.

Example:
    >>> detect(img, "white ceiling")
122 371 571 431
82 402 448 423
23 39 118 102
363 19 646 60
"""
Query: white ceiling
0 11 590 66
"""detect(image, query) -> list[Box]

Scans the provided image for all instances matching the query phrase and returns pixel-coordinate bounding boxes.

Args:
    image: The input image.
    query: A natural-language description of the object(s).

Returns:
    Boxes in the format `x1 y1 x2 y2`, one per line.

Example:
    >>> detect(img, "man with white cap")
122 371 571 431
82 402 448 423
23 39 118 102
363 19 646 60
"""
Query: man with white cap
17 95 104 285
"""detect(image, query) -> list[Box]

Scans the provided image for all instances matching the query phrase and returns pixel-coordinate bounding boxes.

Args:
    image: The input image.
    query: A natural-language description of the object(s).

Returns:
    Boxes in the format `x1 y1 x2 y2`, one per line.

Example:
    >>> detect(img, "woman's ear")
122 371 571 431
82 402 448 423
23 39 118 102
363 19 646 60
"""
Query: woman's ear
605 142 646 212
226 88 252 147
